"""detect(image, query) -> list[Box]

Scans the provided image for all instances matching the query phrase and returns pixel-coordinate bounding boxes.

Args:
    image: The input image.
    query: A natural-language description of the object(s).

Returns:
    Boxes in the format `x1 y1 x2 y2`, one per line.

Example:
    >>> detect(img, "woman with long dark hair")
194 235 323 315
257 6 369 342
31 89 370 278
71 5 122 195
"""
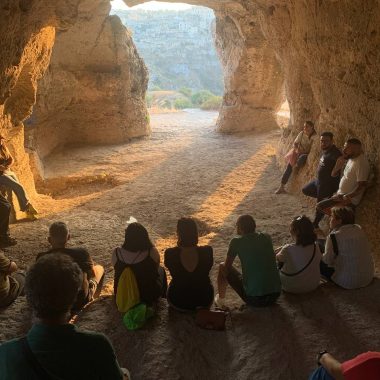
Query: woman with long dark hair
276 215 321 293
164 217 214 311
112 222 167 305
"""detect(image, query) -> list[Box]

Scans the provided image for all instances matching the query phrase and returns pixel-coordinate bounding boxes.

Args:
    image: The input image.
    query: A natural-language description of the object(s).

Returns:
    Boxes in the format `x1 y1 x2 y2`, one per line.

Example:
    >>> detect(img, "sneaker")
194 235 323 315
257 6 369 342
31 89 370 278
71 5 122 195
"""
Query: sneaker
25 203 38 220
0 236 17 247
26 203 38 215
214 293 226 309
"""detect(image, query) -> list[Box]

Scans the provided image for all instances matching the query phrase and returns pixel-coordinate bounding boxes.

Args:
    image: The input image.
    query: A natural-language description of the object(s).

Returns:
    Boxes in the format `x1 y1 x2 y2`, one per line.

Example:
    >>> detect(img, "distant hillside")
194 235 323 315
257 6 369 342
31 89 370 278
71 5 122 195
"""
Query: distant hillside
111 7 224 95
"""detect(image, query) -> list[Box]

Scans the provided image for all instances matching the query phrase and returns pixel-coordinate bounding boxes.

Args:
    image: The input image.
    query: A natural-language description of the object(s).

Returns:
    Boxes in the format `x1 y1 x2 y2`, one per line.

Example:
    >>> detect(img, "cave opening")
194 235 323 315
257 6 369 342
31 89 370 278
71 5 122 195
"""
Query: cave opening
111 1 224 132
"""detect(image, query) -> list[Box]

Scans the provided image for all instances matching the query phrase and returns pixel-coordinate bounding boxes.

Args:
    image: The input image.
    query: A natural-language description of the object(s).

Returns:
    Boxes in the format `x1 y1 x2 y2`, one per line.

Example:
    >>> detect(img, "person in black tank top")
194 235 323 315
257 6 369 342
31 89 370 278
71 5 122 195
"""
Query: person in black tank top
113 223 167 306
164 218 214 311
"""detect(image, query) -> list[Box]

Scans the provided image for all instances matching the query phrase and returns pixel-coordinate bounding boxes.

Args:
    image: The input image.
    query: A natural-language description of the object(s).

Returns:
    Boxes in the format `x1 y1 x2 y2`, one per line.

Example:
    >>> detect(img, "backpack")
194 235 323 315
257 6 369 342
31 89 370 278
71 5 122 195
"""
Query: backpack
116 266 140 313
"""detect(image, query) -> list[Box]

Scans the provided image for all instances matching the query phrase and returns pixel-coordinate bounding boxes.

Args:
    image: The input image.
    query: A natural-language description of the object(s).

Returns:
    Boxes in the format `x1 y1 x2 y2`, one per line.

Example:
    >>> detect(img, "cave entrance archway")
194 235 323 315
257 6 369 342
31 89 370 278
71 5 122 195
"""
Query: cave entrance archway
112 1 224 132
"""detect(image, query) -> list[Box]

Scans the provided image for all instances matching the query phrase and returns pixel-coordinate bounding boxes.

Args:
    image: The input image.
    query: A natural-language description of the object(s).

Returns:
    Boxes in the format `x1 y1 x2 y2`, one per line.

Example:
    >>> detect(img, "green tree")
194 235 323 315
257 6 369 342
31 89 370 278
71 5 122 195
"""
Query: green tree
174 98 193 109
145 93 153 107
191 90 214 107
200 95 222 110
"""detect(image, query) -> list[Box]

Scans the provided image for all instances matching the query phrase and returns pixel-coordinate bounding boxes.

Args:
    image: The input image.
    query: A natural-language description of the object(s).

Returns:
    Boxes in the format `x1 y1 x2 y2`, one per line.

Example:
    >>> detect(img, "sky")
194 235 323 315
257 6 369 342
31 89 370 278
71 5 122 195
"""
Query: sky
111 0 193 10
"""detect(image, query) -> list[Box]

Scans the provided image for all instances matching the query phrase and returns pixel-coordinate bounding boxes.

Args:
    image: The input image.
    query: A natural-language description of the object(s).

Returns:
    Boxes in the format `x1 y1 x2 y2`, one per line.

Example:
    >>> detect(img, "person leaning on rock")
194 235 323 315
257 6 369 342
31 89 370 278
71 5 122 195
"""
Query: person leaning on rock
302 131 342 229
0 254 130 379
316 138 370 215
36 221 104 311
275 121 317 194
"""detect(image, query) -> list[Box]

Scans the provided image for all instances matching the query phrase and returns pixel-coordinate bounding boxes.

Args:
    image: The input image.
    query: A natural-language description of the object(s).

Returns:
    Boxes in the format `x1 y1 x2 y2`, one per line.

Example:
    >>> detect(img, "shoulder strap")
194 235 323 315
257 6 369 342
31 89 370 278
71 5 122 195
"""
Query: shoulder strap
20 337 53 380
281 243 316 277
330 233 339 256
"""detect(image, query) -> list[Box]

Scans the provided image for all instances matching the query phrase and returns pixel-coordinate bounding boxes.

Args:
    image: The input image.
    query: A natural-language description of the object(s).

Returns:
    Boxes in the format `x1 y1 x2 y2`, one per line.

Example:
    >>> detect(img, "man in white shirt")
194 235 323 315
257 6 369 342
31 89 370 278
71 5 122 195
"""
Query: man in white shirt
317 138 370 214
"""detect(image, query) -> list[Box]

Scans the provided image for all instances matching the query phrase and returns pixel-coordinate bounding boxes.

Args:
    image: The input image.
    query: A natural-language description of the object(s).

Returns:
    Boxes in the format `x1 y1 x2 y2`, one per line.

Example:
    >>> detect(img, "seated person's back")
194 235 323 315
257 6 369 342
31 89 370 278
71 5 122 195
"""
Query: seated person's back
0 254 125 380
216 215 281 307
277 216 321 294
36 222 104 310
165 218 213 311
112 222 166 305
322 207 374 289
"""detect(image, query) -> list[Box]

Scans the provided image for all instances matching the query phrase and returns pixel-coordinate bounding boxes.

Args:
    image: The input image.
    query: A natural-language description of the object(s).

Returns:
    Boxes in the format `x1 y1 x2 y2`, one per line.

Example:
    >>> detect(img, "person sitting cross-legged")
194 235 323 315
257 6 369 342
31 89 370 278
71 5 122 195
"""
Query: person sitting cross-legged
320 207 374 289
276 216 322 294
112 222 167 308
309 350 380 380
216 215 281 308
0 254 130 380
36 221 104 311
165 217 214 311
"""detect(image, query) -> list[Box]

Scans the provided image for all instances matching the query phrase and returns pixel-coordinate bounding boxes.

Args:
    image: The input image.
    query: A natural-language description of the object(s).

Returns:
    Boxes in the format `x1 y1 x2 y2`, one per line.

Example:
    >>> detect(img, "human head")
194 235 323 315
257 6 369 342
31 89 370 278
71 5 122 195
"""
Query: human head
236 215 256 235
123 222 154 252
330 207 355 230
304 121 315 137
48 221 70 248
320 131 334 151
290 215 316 246
25 254 82 320
342 138 362 159
177 217 198 247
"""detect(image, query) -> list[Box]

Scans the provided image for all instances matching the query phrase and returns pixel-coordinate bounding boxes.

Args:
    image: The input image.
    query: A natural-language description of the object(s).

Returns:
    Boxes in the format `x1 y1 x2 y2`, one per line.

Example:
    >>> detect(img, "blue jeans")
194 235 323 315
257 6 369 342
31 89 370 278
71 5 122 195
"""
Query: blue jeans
302 179 339 227
281 154 308 185
309 366 334 380
0 172 29 211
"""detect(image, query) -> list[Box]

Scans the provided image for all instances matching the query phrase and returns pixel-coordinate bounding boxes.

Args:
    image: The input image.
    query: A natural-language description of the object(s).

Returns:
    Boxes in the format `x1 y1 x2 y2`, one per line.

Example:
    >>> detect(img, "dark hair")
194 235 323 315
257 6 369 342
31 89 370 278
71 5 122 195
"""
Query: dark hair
331 207 355 225
291 216 316 246
49 221 69 244
25 254 82 319
237 215 256 234
305 120 314 129
123 222 154 252
177 217 198 247
346 138 361 146
321 131 333 139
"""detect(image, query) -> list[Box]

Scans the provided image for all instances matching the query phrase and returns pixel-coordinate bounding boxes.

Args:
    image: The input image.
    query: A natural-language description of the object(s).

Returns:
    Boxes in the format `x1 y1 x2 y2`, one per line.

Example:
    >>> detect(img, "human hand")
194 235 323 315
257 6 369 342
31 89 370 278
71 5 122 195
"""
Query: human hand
335 156 347 170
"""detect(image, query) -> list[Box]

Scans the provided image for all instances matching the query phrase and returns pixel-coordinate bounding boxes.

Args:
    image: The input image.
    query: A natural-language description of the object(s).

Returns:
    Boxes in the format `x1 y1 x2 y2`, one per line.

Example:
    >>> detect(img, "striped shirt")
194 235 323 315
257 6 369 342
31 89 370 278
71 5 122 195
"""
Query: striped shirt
323 224 374 289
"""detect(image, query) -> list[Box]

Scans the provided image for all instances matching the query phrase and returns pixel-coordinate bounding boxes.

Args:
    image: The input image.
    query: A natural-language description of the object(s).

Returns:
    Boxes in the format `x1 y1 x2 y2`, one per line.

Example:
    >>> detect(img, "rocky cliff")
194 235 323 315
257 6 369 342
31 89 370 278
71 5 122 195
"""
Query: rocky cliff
0 0 379 253
27 0 149 160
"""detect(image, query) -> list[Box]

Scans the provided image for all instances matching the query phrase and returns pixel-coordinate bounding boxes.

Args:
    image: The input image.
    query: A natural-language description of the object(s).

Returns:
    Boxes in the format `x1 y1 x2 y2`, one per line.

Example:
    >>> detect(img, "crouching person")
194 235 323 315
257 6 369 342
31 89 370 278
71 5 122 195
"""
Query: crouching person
215 215 281 308
0 254 129 379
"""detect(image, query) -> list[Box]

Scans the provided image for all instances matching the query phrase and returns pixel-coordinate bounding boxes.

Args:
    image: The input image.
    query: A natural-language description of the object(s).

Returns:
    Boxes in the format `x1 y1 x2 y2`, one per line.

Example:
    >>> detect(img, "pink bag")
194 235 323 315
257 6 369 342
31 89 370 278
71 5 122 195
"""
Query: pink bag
285 148 299 167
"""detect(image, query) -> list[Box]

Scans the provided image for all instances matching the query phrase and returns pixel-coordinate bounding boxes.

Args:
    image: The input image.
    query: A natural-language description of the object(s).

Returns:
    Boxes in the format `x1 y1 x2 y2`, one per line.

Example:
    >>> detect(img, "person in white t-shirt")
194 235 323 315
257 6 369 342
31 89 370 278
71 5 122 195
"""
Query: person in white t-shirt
320 207 374 289
275 121 317 194
317 138 370 214
276 215 321 293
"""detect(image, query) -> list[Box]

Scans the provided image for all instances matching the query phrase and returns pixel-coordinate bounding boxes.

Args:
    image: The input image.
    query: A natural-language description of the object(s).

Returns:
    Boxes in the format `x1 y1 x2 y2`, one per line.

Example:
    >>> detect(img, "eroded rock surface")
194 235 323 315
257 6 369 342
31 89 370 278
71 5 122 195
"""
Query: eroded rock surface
28 0 149 160
0 0 379 249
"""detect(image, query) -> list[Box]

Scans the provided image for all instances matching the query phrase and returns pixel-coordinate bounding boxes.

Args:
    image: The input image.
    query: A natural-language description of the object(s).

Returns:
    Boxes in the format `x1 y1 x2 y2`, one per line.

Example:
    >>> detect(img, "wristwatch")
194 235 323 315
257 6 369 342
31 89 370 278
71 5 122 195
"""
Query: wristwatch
317 350 328 366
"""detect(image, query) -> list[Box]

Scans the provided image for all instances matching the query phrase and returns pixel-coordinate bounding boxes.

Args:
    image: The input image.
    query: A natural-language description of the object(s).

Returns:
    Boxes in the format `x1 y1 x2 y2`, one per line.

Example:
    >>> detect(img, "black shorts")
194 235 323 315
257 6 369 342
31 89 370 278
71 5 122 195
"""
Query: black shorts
226 266 280 307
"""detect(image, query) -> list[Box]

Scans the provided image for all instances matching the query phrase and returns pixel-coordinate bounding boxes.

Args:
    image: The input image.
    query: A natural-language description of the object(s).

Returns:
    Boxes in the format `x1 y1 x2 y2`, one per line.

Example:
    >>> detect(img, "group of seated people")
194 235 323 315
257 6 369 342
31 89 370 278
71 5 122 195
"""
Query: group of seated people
0 121 378 379
0 211 377 379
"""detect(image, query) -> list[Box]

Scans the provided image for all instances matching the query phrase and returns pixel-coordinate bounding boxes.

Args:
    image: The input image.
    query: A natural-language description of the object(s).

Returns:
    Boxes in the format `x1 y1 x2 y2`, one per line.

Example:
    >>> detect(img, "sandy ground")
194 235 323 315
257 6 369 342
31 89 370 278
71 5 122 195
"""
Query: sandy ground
1 109 379 379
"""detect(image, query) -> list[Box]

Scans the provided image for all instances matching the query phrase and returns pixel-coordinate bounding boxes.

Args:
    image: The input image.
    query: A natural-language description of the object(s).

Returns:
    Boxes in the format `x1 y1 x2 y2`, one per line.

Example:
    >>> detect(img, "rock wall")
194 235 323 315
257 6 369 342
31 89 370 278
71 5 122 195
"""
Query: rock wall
0 0 62 198
28 0 149 160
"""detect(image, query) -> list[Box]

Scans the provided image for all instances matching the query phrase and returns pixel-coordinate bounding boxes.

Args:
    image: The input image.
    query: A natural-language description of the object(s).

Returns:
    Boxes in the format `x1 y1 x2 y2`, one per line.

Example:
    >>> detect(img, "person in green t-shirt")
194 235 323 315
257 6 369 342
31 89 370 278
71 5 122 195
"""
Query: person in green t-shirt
215 215 281 308
0 254 129 380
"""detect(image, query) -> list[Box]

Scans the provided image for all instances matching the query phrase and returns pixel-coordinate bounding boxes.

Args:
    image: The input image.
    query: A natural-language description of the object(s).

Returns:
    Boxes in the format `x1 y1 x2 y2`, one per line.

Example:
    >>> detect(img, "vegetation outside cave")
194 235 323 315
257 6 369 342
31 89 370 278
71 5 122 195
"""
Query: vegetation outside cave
111 3 224 113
